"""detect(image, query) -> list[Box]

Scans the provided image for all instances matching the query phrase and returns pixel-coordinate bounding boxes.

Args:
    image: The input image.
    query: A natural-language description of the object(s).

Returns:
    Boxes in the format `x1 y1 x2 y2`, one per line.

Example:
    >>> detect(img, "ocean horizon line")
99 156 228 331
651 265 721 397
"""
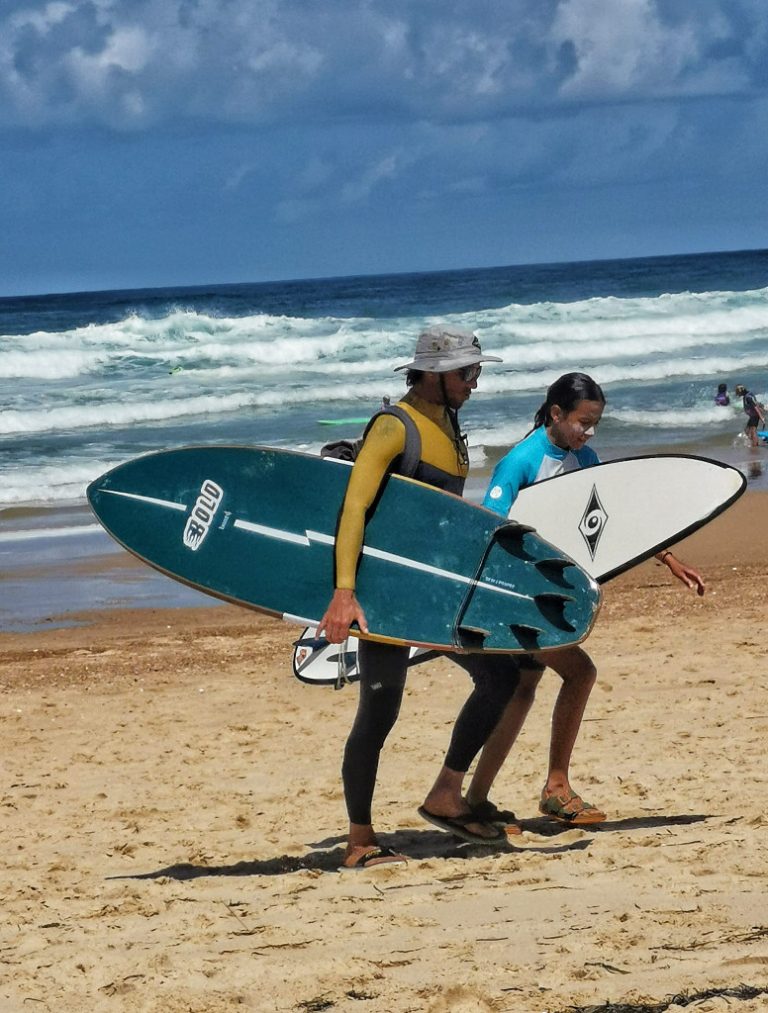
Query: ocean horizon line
2 243 767 304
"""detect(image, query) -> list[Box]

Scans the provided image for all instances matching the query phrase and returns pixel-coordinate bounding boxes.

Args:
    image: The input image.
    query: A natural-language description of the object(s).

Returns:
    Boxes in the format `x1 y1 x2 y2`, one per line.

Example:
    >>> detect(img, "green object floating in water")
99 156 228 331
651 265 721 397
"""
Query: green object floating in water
317 417 369 426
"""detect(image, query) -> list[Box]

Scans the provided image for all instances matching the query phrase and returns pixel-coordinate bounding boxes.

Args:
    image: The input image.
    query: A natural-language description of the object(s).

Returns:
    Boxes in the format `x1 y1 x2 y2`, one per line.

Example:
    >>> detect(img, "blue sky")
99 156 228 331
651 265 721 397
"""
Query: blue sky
1 0 767 296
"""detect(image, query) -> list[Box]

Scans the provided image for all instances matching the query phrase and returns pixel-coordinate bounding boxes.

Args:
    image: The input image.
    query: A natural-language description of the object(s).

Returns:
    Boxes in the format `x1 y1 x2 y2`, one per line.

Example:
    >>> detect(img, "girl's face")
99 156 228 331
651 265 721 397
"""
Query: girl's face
548 398 604 451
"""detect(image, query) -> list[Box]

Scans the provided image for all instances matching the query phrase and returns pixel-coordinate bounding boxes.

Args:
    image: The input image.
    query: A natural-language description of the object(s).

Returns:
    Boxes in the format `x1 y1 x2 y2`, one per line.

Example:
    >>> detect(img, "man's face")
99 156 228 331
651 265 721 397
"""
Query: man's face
434 365 481 409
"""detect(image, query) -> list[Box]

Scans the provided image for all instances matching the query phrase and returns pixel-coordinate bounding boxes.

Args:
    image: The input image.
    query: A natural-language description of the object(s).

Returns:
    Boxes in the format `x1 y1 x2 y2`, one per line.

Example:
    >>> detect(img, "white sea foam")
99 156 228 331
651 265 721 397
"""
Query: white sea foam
609 405 741 429
3 276 767 510
0 461 120 505
468 421 531 450
0 381 402 435
2 286 766 392
0 288 760 357
0 347 107 379
478 353 768 394
0 392 260 435
0 523 104 543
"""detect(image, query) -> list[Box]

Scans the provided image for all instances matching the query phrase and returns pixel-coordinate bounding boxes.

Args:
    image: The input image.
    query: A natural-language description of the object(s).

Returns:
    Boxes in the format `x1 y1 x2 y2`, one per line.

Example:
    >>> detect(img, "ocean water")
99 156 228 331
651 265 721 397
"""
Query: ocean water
2 248 767 628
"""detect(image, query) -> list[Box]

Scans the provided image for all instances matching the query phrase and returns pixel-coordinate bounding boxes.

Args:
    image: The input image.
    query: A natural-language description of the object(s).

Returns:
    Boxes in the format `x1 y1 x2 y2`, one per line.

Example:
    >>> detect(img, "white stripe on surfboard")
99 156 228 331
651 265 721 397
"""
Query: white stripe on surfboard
360 544 530 602
95 495 541 605
233 519 311 546
99 489 187 511
235 523 532 603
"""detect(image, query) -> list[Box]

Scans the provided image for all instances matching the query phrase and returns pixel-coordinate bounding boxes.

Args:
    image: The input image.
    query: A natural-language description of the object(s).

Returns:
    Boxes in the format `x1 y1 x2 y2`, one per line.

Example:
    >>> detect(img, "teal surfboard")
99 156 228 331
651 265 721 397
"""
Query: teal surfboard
87 446 601 653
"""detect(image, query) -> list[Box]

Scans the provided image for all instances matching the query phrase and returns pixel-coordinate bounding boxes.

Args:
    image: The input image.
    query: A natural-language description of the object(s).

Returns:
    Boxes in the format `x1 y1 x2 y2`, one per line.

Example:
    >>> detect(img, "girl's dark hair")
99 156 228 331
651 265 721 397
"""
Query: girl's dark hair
405 369 424 387
533 372 605 430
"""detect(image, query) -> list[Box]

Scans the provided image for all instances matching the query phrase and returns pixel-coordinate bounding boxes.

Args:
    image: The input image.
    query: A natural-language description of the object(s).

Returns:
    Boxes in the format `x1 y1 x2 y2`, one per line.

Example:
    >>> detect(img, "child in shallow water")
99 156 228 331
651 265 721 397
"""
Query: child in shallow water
715 383 730 406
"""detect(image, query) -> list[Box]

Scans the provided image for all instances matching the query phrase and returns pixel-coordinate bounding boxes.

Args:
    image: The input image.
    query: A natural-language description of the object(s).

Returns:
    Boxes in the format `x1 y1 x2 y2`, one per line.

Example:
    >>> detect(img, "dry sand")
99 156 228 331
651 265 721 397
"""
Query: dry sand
1 493 767 1012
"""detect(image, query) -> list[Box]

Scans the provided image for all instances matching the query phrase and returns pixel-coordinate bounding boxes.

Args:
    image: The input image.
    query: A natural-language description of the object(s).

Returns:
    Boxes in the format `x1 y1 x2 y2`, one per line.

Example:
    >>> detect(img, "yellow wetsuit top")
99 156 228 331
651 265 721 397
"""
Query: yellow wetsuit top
334 390 470 590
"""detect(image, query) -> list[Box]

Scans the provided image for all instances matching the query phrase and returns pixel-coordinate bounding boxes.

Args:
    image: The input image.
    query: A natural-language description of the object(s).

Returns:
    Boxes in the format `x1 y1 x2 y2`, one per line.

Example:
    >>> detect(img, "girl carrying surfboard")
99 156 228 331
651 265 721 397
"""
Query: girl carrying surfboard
456 373 705 831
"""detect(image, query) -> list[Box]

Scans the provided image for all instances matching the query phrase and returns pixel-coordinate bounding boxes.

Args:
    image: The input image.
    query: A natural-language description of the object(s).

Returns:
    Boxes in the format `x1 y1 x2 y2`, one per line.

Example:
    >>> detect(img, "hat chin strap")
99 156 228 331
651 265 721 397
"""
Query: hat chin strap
438 373 463 437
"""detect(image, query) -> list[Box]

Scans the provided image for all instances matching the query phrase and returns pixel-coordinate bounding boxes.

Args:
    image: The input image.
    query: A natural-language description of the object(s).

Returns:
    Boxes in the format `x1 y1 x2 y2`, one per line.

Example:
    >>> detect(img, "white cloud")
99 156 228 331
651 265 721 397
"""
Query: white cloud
340 153 400 204
66 25 152 92
0 0 765 131
552 0 750 100
9 1 74 34
247 39 322 77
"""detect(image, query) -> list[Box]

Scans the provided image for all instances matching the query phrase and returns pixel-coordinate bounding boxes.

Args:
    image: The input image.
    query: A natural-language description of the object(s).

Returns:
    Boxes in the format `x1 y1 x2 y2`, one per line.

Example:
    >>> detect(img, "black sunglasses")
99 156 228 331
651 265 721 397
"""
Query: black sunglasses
457 364 482 382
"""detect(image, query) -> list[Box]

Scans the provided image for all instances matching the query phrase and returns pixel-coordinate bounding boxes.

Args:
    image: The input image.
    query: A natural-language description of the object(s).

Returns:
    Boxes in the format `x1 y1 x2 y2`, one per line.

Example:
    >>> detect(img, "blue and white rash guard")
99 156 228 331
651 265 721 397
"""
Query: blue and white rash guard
483 424 600 517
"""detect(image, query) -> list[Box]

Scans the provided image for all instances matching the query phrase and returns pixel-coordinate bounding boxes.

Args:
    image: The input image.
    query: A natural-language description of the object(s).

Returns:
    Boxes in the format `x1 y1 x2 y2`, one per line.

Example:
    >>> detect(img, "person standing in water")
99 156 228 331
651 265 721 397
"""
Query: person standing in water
714 383 730 407
734 384 765 447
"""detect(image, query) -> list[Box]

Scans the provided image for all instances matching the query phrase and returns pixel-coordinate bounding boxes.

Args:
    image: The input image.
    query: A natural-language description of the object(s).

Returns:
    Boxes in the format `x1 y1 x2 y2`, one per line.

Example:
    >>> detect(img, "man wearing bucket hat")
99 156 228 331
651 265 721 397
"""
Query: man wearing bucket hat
318 326 515 869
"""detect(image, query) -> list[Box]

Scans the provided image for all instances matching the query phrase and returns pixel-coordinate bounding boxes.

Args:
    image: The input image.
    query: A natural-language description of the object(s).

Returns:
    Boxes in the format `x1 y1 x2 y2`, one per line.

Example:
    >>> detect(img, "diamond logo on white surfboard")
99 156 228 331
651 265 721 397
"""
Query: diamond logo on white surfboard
578 485 608 560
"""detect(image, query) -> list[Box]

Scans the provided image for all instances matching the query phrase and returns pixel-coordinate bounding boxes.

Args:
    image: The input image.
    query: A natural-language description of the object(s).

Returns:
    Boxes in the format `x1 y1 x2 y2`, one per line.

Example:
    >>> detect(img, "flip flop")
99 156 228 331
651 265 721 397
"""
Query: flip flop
417 805 504 844
340 846 407 870
539 790 607 825
468 799 522 836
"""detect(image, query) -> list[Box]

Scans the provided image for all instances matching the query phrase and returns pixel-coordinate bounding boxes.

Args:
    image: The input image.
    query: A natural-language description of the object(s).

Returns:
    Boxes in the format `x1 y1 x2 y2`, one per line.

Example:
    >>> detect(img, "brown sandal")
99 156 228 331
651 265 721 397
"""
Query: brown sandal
539 790 606 825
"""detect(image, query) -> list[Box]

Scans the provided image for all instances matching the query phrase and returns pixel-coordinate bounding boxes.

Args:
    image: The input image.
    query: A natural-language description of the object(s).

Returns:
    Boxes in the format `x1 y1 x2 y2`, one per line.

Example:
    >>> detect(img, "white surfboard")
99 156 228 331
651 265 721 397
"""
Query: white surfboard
291 454 745 685
292 630 435 687
508 454 745 583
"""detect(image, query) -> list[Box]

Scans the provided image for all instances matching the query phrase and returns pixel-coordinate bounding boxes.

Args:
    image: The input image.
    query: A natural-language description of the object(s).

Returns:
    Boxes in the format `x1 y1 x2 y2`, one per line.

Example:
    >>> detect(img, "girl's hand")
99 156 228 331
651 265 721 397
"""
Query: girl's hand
659 552 705 596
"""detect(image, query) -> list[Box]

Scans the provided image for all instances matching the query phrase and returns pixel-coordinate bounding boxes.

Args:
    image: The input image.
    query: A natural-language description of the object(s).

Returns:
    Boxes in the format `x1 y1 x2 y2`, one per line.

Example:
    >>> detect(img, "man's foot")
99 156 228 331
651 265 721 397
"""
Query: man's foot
341 845 407 869
539 788 606 825
417 805 503 844
466 798 522 836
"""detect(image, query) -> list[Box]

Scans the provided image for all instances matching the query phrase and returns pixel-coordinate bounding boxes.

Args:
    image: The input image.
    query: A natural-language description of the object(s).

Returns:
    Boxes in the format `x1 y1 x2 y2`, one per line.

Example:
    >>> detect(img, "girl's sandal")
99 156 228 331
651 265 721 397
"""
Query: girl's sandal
539 790 606 825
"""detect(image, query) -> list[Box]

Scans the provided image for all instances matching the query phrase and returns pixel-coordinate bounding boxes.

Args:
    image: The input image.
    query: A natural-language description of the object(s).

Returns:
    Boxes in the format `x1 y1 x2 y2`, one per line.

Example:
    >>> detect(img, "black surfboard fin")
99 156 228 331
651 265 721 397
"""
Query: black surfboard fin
534 592 576 632
493 522 537 561
535 557 576 587
328 651 357 667
456 624 491 649
293 634 329 650
509 623 544 651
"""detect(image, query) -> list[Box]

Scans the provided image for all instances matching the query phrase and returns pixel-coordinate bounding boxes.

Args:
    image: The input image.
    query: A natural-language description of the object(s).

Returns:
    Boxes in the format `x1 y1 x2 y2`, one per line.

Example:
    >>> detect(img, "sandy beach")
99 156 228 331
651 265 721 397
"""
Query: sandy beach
1 492 767 1012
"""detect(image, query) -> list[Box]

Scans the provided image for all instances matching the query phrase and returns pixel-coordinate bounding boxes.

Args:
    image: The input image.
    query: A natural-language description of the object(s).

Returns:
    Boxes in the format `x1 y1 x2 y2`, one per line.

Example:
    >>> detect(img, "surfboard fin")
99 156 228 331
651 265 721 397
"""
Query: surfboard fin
533 592 576 632
535 558 576 587
509 623 544 650
455 624 491 649
293 634 330 650
493 522 537 560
